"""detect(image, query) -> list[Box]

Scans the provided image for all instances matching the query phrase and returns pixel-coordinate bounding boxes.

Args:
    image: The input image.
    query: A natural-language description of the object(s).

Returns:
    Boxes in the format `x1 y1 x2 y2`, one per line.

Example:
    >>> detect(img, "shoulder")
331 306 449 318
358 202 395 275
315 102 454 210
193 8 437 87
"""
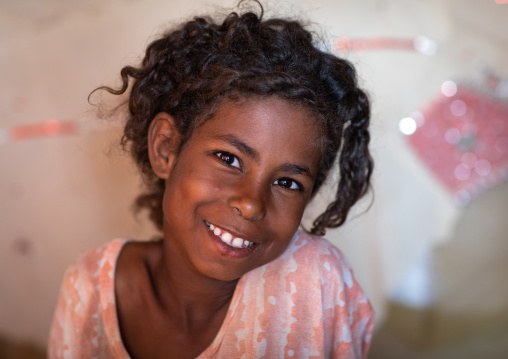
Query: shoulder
251 229 372 313
278 230 354 277
76 238 128 270
288 231 375 358
60 239 129 295
48 239 130 358
283 231 372 310
238 231 374 358
50 238 129 314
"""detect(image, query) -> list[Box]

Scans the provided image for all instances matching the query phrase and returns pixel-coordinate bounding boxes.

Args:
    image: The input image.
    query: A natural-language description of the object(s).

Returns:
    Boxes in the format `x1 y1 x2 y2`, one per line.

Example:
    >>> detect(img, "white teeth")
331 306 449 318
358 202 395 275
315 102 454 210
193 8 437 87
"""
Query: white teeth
232 238 243 248
222 232 233 244
206 221 254 249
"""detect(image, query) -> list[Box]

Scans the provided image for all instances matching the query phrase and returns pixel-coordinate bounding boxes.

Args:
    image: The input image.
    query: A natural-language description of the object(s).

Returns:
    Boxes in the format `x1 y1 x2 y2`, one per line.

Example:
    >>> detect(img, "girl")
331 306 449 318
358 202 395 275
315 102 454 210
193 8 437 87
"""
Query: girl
49 4 374 359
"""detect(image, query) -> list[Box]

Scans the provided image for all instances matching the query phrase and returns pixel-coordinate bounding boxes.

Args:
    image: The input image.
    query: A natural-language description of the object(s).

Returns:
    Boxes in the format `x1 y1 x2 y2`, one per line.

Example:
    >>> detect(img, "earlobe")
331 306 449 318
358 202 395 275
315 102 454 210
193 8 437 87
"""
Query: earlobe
147 112 181 179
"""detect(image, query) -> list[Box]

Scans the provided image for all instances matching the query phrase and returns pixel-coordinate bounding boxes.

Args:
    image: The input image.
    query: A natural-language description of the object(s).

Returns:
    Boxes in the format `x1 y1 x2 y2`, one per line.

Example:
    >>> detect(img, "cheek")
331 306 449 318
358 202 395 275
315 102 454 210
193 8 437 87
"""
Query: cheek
276 191 309 219
270 200 306 241
163 166 223 215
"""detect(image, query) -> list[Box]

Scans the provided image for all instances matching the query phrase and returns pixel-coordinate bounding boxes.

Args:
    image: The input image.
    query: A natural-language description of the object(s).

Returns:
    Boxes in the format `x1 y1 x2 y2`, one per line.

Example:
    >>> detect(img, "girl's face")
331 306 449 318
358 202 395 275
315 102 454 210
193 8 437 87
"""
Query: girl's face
159 96 322 281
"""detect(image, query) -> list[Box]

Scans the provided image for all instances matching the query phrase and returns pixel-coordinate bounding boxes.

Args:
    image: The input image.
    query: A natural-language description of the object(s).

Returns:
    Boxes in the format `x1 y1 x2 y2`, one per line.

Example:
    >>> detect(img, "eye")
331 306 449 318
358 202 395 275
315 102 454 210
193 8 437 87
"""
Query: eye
274 177 303 191
215 151 241 169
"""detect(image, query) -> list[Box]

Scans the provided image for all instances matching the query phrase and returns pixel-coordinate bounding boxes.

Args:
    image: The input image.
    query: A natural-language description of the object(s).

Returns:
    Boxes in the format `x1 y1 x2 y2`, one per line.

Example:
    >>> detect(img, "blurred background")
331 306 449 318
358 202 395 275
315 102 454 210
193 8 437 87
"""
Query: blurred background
1 0 507 358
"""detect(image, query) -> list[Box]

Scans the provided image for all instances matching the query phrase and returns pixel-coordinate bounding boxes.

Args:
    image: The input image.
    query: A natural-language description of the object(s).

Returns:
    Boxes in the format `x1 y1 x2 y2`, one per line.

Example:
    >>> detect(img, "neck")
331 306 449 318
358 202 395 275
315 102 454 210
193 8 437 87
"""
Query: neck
152 240 238 331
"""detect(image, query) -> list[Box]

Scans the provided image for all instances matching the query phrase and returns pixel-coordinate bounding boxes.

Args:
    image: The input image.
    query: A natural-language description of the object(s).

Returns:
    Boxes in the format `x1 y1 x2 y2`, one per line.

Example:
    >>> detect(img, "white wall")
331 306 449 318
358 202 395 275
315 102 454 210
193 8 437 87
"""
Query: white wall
0 0 507 347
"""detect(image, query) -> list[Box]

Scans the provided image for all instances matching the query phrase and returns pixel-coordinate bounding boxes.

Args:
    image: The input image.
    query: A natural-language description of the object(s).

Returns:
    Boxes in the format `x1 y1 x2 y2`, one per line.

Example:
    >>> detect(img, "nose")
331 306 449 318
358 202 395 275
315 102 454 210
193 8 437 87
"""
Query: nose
228 180 267 221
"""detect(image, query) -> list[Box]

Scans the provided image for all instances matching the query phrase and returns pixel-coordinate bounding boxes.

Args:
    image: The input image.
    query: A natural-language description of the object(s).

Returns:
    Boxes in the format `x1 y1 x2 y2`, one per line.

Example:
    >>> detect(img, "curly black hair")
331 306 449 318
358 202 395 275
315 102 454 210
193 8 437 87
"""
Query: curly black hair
95 7 373 236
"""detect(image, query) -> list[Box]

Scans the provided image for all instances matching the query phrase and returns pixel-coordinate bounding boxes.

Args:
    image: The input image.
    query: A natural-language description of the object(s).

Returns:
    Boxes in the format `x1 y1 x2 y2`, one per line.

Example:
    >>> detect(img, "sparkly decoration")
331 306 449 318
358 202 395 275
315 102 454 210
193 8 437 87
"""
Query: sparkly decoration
403 82 508 206
336 36 436 55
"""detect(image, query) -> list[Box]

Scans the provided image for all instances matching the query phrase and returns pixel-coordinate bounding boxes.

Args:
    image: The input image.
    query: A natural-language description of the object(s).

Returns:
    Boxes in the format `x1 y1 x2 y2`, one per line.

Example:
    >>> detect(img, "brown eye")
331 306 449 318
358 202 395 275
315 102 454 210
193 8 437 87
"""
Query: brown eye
274 177 303 191
215 151 241 169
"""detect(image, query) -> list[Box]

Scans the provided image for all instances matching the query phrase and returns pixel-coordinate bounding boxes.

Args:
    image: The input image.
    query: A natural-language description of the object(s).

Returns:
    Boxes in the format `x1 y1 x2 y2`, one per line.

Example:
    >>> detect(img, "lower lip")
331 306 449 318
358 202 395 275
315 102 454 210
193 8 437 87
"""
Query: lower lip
205 225 257 258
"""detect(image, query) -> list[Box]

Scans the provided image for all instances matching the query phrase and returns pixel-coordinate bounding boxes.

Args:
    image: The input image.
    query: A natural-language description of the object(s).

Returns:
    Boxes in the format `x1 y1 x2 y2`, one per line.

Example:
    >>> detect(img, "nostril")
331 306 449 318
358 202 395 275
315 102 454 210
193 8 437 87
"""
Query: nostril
229 203 265 221
228 189 267 221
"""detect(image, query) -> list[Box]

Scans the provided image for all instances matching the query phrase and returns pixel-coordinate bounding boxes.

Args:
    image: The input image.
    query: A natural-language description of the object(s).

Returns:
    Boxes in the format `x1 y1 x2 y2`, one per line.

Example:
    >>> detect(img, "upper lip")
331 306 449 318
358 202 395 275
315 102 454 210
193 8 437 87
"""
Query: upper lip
204 220 258 244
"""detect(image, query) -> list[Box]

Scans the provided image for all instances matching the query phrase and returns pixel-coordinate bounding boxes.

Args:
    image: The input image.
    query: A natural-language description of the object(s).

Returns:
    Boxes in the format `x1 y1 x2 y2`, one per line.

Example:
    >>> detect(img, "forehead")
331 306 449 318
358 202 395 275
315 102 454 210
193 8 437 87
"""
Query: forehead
199 96 323 150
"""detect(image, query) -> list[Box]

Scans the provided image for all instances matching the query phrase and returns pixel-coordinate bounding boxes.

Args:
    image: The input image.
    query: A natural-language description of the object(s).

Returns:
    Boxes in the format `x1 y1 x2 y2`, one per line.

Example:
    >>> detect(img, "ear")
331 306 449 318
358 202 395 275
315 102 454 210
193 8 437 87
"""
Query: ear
147 112 181 179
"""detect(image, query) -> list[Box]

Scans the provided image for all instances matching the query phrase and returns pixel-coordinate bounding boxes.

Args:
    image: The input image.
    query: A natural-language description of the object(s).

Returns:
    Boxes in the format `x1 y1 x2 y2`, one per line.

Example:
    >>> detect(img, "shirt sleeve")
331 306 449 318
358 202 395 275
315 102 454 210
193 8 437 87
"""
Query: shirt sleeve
317 239 375 359
47 247 106 359
226 231 375 359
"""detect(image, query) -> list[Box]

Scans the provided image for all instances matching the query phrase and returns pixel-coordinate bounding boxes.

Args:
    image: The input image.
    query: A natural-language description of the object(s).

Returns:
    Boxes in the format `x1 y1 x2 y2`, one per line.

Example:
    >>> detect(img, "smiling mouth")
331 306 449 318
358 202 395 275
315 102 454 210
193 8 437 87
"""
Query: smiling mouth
204 221 255 249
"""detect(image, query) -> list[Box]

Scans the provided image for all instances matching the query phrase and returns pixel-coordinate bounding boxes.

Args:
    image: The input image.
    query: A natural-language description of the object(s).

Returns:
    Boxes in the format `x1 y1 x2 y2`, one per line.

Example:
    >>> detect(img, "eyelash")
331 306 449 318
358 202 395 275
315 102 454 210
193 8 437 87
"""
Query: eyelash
214 151 304 192
214 151 241 169
273 178 304 192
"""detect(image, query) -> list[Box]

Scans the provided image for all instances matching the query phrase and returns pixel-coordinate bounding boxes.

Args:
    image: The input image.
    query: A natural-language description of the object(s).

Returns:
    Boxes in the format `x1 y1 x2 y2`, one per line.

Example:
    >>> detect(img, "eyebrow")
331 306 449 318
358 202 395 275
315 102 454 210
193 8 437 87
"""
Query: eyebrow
215 134 260 161
278 163 314 180
215 133 314 180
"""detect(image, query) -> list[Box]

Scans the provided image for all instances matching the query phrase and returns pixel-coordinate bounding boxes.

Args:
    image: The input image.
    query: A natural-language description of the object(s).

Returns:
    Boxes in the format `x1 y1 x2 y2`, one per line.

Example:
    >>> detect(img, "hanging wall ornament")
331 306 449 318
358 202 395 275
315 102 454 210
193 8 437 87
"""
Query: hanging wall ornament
401 81 508 206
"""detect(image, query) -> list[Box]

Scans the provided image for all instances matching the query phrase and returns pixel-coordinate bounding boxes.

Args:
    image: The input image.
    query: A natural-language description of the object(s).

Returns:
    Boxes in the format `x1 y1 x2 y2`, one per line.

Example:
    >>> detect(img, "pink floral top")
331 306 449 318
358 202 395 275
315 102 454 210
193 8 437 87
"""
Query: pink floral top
48 230 374 358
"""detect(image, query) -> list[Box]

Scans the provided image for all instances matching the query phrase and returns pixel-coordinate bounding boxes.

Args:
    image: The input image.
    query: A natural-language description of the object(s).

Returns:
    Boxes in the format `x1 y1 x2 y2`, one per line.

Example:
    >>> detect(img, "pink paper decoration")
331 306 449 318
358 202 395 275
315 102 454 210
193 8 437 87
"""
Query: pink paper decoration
407 83 508 205
335 36 437 55
10 119 78 142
